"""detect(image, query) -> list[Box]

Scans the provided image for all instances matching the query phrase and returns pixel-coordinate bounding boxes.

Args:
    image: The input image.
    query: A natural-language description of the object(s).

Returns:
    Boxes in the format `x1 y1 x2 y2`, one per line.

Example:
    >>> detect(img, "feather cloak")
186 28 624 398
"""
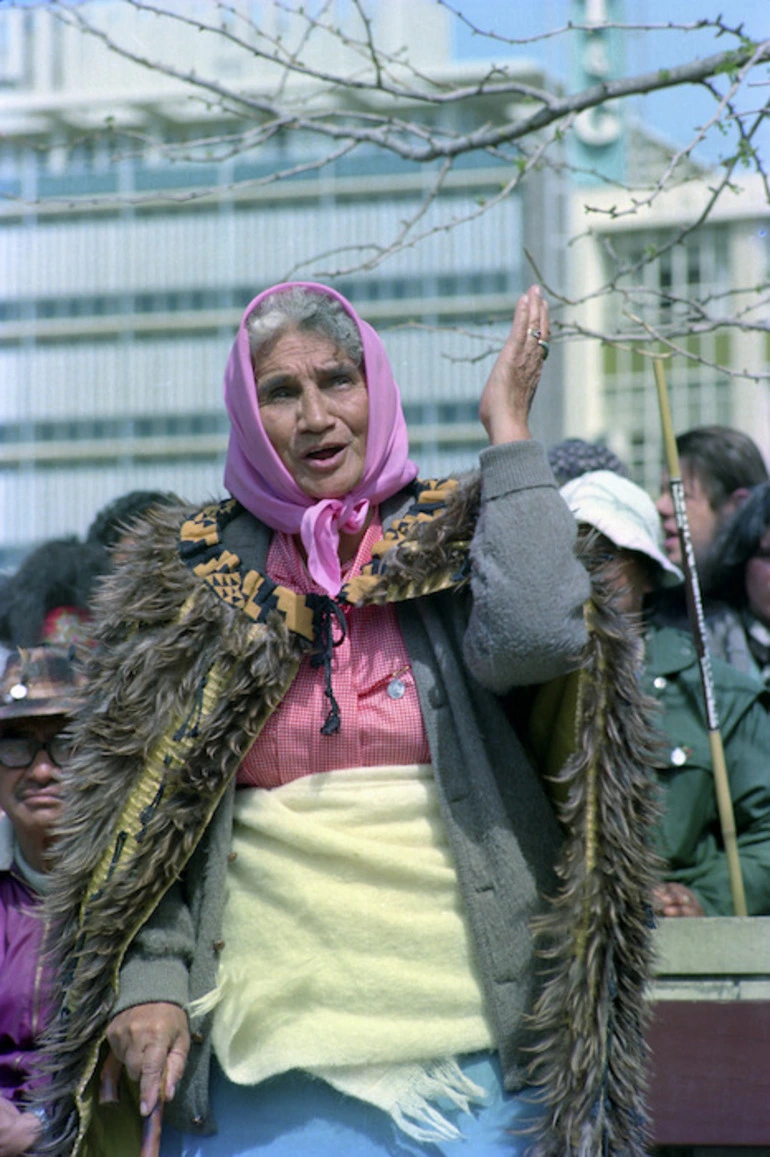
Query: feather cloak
32 477 662 1157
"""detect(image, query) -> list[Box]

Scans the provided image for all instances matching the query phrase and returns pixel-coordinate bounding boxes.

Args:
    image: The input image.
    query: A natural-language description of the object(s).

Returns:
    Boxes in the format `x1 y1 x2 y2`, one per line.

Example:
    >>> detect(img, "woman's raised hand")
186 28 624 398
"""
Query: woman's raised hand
479 285 550 445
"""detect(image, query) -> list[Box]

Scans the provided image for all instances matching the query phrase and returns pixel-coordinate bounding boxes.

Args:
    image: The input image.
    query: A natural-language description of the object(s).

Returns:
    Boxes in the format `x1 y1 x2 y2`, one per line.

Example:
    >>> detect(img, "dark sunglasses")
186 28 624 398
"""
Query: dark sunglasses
0 736 72 770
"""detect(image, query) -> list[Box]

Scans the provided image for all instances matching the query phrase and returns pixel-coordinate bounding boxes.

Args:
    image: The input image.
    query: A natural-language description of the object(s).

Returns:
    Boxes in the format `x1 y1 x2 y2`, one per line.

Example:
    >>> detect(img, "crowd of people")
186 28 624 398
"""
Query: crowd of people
0 279 767 1157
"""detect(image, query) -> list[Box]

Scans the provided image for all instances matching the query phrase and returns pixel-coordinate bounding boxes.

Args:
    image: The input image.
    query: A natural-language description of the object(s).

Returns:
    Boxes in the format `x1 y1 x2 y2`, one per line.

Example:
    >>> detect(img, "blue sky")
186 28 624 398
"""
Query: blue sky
449 0 769 168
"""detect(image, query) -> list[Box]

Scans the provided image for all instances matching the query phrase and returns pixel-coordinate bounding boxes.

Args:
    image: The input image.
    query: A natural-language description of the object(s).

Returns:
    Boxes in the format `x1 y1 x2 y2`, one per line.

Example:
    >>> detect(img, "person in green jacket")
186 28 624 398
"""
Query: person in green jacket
561 469 770 919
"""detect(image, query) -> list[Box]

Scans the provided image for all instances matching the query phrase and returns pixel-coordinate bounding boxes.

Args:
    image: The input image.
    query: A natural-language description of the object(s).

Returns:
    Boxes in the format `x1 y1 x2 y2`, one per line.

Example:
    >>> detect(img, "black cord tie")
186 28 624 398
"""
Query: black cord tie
173 673 208 741
310 597 348 735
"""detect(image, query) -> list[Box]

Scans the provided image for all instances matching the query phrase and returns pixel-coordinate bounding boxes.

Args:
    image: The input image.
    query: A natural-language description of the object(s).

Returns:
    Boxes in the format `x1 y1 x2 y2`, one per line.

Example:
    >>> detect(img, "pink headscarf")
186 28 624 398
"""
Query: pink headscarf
223 282 418 597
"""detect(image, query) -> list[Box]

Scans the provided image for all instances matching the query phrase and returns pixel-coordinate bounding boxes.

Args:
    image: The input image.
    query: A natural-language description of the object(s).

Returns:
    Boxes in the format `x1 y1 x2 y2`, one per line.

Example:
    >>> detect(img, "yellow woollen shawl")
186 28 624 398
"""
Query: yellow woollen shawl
194 764 495 1143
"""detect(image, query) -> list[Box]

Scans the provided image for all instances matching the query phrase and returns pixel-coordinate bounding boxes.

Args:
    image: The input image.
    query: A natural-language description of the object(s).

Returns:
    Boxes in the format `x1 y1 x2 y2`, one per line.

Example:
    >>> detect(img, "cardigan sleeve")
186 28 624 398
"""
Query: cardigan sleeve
111 882 194 1016
462 439 589 694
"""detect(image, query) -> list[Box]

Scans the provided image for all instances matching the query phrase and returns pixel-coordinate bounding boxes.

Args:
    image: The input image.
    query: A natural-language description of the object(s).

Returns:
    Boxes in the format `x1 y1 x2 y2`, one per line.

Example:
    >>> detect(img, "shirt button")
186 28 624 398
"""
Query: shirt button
670 746 688 766
387 677 406 699
227 851 238 863
213 939 225 953
653 676 667 690
191 1031 205 1044
192 1115 205 1129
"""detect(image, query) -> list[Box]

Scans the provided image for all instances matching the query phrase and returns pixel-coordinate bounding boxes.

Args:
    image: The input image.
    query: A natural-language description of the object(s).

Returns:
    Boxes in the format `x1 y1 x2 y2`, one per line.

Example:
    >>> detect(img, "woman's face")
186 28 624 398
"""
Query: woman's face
596 546 655 616
746 526 770 626
254 327 369 500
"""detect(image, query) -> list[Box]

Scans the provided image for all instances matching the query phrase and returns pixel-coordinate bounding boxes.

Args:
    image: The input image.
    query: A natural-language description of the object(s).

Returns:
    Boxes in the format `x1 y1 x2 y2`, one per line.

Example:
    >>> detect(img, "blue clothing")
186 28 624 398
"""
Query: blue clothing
159 1053 542 1157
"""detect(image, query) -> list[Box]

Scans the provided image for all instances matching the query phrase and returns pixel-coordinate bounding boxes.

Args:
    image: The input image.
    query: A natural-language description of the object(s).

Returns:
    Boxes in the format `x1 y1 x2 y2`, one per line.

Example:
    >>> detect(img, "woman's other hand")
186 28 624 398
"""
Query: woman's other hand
479 284 550 445
102 1001 190 1118
653 882 705 918
0 1093 41 1156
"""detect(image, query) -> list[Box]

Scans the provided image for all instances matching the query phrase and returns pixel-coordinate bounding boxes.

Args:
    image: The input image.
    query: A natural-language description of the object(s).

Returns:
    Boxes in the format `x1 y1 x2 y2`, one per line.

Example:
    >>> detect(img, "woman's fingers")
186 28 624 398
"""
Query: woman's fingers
106 1002 190 1117
99 1050 123 1104
479 284 550 444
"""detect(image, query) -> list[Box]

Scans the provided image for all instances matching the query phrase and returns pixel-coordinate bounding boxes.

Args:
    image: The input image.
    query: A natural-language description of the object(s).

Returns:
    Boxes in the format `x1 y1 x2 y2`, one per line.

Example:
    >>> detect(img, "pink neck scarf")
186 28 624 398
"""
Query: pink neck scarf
223 282 418 597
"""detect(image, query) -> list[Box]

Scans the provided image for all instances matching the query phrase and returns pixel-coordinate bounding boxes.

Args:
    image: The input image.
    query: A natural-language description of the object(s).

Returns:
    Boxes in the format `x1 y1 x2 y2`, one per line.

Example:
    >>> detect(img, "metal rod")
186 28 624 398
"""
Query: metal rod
653 358 747 917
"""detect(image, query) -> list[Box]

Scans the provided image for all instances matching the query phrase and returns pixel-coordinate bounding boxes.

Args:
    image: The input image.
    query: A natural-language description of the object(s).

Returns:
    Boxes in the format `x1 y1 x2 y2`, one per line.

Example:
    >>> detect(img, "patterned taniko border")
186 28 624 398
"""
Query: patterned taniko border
178 480 463 642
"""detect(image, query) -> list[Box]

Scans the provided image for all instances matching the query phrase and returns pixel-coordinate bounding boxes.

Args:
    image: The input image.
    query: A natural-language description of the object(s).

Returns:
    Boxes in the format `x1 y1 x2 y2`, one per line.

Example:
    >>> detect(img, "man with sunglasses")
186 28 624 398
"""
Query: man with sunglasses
0 646 83 1156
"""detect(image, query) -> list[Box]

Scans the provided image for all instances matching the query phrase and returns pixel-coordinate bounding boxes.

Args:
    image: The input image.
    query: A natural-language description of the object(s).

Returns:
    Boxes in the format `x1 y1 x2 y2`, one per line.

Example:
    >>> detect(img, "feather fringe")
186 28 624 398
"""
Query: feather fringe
34 504 307 1155
524 570 664 1157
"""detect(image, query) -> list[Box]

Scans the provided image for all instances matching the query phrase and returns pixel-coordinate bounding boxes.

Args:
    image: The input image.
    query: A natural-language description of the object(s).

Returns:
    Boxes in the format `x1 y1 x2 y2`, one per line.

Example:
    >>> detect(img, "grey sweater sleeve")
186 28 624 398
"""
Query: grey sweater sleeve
112 883 194 1016
462 439 589 693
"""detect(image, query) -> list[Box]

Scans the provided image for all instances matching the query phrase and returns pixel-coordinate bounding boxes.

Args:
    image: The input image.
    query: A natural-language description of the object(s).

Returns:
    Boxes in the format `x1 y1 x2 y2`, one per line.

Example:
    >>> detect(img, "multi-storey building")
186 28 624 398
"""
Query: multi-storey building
2 1 765 567
0 0 567 567
562 1 768 491
566 170 770 492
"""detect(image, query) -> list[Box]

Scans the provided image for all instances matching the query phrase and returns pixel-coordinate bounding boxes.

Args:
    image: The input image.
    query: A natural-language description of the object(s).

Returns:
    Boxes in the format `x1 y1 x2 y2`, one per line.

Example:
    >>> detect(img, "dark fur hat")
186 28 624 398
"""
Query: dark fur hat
0 537 109 648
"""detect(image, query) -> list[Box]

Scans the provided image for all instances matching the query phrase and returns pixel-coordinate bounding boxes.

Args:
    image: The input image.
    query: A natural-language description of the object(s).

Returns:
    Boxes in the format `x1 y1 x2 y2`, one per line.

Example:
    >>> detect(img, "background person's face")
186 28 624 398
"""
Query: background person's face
255 328 368 500
0 716 67 851
746 527 770 627
656 461 720 568
597 549 654 617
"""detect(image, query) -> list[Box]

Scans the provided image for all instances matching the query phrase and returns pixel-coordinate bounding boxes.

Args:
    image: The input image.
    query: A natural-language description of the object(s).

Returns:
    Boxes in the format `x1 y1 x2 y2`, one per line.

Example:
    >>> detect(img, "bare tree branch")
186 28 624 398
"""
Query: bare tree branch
3 0 767 393
41 0 770 162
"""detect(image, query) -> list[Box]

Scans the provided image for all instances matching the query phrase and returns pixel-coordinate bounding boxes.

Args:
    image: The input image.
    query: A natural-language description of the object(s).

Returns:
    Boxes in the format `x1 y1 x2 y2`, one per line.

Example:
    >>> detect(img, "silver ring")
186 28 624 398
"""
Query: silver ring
528 327 542 340
537 338 550 361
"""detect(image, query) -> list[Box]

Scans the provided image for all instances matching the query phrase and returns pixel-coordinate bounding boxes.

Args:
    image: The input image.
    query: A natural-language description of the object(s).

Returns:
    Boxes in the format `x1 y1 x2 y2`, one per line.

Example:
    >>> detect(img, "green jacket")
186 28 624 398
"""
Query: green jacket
645 624 770 916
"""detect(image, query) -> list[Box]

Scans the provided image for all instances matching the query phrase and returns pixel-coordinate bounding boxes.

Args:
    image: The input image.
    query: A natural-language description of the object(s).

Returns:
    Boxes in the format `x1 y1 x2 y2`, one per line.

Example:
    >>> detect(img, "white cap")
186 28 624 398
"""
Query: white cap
560 470 684 588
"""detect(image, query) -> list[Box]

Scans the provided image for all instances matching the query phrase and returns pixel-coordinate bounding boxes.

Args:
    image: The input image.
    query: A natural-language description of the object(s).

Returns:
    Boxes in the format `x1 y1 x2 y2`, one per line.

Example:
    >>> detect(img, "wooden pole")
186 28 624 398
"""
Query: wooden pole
653 358 747 916
139 1064 167 1157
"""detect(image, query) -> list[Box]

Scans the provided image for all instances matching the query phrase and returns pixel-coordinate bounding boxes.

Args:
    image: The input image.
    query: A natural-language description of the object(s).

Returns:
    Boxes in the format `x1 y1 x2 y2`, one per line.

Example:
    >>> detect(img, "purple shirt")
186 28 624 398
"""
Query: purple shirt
0 868 49 1103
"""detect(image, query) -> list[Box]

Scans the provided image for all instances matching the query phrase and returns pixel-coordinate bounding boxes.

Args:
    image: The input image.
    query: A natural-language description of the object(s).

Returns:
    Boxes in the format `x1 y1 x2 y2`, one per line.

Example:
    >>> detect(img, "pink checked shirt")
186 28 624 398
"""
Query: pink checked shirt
237 513 431 789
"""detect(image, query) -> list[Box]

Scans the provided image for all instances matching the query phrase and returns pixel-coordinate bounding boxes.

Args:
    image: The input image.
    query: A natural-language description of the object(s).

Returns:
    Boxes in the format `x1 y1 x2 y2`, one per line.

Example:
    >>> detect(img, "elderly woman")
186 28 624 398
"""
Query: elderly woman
36 283 658 1157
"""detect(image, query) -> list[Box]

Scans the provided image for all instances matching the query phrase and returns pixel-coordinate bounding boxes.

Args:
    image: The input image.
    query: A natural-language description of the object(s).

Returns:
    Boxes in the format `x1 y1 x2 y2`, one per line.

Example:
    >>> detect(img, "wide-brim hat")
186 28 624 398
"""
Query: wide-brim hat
0 645 86 721
560 470 684 588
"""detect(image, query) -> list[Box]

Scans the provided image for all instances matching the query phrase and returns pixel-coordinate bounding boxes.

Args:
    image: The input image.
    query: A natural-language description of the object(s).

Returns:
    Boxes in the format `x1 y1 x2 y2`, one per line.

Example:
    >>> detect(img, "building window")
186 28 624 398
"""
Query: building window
601 227 733 488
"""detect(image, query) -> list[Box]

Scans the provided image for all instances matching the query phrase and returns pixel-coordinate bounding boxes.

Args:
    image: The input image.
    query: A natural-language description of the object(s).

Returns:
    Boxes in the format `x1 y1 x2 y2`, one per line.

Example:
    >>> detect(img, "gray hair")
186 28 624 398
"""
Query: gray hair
246 286 363 367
